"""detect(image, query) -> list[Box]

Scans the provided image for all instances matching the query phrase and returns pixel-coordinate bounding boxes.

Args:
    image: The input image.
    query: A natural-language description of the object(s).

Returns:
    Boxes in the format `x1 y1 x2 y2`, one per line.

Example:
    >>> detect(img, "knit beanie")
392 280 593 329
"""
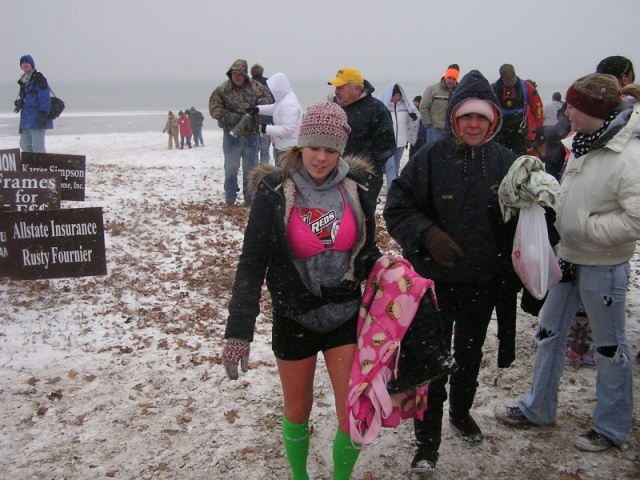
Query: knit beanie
566 75 621 120
297 102 351 154
445 64 460 81
19 55 35 69
454 98 496 122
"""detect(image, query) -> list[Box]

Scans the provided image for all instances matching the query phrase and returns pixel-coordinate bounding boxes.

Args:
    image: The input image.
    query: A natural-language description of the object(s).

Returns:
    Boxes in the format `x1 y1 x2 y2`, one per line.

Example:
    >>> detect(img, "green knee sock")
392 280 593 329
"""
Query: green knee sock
282 414 310 480
332 428 362 480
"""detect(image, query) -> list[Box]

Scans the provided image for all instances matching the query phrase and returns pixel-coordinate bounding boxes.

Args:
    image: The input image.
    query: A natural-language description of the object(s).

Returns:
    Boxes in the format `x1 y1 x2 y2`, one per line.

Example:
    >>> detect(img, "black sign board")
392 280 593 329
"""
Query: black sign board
0 207 107 279
20 152 86 201
0 172 61 212
0 148 21 172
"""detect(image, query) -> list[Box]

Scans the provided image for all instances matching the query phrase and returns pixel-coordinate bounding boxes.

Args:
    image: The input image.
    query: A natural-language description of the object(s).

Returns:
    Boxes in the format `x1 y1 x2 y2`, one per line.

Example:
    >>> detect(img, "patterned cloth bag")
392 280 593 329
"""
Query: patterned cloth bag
346 255 433 445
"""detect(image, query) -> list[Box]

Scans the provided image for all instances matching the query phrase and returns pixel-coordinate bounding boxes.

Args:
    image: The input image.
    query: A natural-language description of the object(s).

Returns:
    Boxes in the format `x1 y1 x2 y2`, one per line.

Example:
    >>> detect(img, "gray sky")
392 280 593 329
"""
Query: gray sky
3 0 638 90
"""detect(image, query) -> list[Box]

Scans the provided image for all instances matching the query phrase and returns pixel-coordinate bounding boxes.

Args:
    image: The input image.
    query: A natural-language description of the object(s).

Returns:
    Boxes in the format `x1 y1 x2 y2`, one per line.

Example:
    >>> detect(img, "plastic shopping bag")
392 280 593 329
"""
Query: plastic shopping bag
512 203 562 300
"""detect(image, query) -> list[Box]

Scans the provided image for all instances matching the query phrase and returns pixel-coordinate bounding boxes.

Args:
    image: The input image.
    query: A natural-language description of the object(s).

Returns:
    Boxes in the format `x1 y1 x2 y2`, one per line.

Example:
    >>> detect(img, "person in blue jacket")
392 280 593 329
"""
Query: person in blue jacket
15 55 53 153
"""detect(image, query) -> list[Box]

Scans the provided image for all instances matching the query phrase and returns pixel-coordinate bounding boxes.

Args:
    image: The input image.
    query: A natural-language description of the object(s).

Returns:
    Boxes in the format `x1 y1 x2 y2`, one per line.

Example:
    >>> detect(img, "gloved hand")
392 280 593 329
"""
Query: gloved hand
228 112 242 127
246 106 259 115
261 124 267 134
38 111 48 127
535 127 546 144
409 112 418 121
222 339 250 380
422 226 464 268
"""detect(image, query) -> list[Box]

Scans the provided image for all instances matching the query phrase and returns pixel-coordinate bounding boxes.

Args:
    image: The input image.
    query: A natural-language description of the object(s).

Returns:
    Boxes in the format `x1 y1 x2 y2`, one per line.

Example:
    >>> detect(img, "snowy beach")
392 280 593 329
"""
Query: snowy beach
0 131 639 479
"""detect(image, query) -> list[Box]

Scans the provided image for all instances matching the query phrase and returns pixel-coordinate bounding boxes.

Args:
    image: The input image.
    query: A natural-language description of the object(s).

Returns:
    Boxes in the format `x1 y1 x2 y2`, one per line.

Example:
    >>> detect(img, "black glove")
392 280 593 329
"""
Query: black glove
14 99 23 113
261 124 267 134
38 111 48 127
535 127 546 144
245 107 259 115
409 112 418 121
422 226 464 268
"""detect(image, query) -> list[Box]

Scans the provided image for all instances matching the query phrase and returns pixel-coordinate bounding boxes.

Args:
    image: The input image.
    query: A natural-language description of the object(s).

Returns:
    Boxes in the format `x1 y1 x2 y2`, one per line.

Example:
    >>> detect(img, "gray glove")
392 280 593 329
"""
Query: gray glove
222 339 250 380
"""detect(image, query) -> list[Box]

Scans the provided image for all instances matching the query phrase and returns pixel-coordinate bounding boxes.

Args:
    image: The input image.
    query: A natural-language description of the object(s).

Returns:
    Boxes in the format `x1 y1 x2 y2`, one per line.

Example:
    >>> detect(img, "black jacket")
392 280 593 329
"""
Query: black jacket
384 70 517 284
341 80 396 176
225 158 382 342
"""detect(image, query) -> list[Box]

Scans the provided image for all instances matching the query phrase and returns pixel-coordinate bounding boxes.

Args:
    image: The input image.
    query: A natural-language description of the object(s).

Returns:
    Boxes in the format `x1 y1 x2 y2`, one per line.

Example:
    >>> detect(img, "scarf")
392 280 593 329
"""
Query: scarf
571 113 615 158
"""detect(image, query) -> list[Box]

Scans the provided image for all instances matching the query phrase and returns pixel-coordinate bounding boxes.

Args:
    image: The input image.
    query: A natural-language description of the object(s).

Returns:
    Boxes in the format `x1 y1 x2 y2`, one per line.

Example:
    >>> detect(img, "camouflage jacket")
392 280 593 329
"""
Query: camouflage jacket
209 78 271 136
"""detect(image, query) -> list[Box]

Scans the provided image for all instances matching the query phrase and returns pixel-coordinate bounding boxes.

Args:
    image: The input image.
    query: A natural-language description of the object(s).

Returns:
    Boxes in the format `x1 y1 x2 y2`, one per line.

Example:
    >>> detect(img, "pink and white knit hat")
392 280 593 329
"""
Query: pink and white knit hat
297 102 351 154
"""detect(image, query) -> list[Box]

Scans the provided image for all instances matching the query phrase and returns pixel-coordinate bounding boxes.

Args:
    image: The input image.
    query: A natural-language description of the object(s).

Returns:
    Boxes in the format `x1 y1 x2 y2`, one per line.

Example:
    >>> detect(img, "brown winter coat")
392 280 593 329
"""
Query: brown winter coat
163 115 179 134
209 59 272 137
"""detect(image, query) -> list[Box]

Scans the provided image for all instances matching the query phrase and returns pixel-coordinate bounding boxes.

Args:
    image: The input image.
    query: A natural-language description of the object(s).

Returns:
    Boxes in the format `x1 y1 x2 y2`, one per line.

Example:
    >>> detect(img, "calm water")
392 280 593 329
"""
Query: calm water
0 78 568 137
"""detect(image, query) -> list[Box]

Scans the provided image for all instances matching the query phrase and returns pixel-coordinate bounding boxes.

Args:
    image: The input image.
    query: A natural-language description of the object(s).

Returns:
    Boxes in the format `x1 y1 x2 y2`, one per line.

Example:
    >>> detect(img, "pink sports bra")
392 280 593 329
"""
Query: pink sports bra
286 186 357 259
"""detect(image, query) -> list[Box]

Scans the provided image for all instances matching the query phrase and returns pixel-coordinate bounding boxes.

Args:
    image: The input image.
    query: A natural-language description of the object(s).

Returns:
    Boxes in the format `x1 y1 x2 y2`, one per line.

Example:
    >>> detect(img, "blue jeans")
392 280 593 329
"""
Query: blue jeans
385 147 404 191
519 263 633 444
192 125 203 146
426 127 445 145
20 128 46 153
258 132 271 164
223 132 258 203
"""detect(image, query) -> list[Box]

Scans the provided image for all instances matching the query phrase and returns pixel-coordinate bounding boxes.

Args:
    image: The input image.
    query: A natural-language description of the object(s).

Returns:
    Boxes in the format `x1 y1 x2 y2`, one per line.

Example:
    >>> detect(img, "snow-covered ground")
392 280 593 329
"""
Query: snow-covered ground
0 131 638 479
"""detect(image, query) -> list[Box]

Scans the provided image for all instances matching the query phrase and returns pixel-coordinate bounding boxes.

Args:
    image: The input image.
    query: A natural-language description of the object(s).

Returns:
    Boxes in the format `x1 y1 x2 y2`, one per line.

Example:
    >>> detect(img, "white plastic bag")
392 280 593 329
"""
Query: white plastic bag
512 203 562 300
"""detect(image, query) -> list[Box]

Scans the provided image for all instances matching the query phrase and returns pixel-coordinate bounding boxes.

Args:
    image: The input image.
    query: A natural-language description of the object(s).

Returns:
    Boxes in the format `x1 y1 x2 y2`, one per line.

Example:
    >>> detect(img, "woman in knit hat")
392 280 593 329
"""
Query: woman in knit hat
564 56 637 367
384 70 518 472
498 75 640 453
222 102 381 479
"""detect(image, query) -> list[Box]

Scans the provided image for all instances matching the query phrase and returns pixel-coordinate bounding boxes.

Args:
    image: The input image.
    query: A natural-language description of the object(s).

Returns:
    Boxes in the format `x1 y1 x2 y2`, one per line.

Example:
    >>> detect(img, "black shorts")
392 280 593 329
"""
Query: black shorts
272 311 358 361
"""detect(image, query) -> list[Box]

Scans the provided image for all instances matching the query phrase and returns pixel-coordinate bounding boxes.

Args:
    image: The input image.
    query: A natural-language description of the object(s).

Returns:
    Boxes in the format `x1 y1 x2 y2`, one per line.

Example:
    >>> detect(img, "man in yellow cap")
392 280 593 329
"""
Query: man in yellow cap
328 67 395 195
419 64 460 146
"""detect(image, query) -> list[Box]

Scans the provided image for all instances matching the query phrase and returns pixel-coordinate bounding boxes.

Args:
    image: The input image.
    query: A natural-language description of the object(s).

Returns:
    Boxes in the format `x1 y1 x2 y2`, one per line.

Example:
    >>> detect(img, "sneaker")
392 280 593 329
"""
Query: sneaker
411 444 438 472
495 405 535 427
449 411 483 445
574 429 614 452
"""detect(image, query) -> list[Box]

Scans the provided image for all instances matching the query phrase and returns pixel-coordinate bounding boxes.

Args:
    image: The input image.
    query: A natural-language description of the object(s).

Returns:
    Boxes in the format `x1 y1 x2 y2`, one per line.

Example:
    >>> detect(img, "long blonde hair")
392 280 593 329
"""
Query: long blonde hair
278 146 303 183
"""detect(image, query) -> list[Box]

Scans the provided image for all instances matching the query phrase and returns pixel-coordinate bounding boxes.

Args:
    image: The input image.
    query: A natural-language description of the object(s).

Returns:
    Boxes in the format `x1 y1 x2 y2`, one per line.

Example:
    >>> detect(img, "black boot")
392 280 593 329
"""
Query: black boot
411 409 442 471
449 410 484 445
387 293 457 394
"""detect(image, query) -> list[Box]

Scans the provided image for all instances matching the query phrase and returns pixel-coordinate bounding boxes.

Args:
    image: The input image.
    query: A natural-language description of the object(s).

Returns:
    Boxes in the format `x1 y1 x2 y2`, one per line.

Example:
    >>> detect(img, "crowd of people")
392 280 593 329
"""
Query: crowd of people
14 52 638 479
217 56 639 479
162 107 205 150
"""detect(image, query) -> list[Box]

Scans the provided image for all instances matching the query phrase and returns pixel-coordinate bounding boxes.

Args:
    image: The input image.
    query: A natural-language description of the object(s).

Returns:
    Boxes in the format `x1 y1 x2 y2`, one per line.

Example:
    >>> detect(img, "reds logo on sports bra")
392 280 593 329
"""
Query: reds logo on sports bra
299 207 340 246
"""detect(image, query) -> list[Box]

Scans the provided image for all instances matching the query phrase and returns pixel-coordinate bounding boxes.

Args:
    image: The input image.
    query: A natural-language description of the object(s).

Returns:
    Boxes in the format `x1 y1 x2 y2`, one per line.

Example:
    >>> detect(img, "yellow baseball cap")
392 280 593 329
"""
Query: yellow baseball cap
328 67 364 87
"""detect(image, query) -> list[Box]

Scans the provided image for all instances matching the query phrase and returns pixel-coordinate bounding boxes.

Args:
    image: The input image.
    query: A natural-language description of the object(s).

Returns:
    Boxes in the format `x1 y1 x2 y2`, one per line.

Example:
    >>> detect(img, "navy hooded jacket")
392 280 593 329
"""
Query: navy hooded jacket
383 70 517 284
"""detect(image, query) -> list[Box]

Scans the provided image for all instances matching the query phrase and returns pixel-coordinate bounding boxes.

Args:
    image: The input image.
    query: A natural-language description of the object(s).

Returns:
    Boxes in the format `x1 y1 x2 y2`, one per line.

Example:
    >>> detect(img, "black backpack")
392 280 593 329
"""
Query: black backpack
48 88 65 120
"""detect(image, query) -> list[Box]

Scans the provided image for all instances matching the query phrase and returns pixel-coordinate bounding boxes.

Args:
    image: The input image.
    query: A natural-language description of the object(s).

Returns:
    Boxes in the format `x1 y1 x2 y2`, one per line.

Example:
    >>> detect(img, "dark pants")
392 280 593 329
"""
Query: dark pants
192 125 204 146
414 278 501 449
